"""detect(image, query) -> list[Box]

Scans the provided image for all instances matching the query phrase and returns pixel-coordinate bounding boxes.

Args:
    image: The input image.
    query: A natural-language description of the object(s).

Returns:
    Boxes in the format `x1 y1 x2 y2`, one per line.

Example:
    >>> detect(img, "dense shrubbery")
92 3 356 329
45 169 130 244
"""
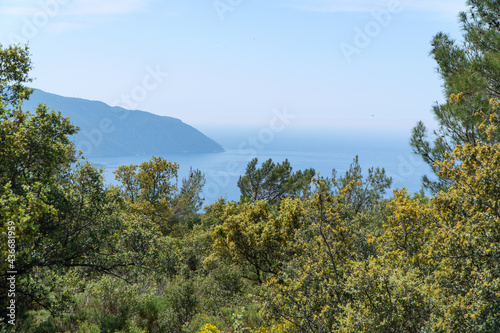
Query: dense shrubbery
2 1 500 331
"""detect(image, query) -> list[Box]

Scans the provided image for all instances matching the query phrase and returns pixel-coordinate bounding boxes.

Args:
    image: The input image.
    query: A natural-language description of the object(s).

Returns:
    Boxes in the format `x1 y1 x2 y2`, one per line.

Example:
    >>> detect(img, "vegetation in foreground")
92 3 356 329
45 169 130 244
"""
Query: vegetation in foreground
1 1 500 332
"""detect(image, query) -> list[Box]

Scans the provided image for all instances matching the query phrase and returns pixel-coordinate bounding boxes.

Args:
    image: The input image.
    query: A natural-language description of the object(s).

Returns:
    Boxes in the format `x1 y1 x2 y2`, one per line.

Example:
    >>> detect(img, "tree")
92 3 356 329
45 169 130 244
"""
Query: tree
171 167 206 230
423 113 500 332
0 44 84 319
337 189 435 333
209 198 303 284
330 156 391 223
261 180 357 332
237 158 315 203
329 156 393 259
114 157 206 235
114 156 179 233
411 0 500 192
261 160 392 332
343 113 500 332
0 44 33 105
0 45 174 325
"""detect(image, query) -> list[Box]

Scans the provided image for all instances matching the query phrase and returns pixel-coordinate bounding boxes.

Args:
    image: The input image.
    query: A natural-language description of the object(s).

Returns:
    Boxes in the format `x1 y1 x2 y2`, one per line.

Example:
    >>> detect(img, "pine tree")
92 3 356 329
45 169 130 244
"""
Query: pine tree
411 0 500 192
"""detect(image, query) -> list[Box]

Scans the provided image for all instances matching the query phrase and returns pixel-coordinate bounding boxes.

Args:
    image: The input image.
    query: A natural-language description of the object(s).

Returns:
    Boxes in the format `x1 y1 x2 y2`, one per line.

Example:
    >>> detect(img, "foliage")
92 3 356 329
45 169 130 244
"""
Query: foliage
260 159 392 333
197 323 223 333
237 158 315 203
171 168 206 229
0 44 192 327
4 4 500 331
114 158 205 236
114 157 179 233
209 198 303 284
411 0 500 192
422 113 500 332
0 43 33 105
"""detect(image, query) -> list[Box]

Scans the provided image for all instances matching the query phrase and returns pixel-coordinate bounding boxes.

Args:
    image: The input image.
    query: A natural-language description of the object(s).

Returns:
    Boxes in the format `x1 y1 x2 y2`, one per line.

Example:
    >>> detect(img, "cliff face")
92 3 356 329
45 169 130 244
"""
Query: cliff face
24 90 224 156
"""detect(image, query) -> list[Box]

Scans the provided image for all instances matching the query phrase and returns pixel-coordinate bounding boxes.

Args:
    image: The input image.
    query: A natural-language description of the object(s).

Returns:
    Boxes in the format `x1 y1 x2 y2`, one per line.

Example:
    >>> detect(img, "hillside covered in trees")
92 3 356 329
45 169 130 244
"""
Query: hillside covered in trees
1 1 500 332
22 89 224 156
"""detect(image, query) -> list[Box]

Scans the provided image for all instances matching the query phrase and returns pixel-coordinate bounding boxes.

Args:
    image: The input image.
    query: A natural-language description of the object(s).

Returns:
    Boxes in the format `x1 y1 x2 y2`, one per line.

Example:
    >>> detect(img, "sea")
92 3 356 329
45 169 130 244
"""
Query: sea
87 127 434 206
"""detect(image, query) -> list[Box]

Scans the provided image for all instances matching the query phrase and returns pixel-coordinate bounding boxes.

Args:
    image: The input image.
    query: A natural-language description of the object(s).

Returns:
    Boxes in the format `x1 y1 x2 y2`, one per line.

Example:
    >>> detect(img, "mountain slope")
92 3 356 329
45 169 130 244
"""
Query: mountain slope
23 90 224 156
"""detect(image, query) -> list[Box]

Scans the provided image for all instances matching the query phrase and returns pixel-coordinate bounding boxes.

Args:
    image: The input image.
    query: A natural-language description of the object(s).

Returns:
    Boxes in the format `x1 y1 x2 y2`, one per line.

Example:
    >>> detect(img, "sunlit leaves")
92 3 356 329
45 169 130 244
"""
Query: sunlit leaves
411 0 500 192
237 158 315 203
210 198 304 284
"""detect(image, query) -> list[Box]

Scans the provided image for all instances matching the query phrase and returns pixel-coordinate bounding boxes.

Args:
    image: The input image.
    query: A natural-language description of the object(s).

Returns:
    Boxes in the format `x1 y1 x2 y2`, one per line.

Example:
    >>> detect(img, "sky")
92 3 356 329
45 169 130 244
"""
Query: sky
0 0 467 134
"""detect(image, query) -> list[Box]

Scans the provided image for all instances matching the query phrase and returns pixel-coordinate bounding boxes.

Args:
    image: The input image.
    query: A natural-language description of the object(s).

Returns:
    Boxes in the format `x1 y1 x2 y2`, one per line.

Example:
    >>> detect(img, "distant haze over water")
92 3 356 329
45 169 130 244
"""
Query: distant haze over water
89 127 433 205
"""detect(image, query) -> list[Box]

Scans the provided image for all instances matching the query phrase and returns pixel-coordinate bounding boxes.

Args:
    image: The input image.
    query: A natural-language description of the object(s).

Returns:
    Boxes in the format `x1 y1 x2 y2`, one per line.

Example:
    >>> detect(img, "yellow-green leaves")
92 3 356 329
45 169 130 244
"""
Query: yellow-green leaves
210 199 304 284
378 189 435 266
0 43 33 106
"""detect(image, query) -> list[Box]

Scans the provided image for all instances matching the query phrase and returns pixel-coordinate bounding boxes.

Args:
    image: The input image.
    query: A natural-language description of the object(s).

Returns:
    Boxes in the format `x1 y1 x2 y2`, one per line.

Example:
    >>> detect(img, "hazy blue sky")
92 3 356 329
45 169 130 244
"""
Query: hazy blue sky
0 0 466 133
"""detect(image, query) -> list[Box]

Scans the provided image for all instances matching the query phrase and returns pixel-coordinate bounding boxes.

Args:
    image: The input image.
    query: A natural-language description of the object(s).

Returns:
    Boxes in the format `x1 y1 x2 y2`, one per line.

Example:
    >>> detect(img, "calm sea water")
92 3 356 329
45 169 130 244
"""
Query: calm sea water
87 128 433 205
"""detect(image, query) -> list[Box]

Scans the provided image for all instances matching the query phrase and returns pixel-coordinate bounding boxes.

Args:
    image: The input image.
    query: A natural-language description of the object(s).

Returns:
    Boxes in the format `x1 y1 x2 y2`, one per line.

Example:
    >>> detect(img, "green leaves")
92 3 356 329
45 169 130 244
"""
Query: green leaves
208 197 307 286
237 158 315 203
114 156 206 236
411 0 500 192
0 44 33 106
